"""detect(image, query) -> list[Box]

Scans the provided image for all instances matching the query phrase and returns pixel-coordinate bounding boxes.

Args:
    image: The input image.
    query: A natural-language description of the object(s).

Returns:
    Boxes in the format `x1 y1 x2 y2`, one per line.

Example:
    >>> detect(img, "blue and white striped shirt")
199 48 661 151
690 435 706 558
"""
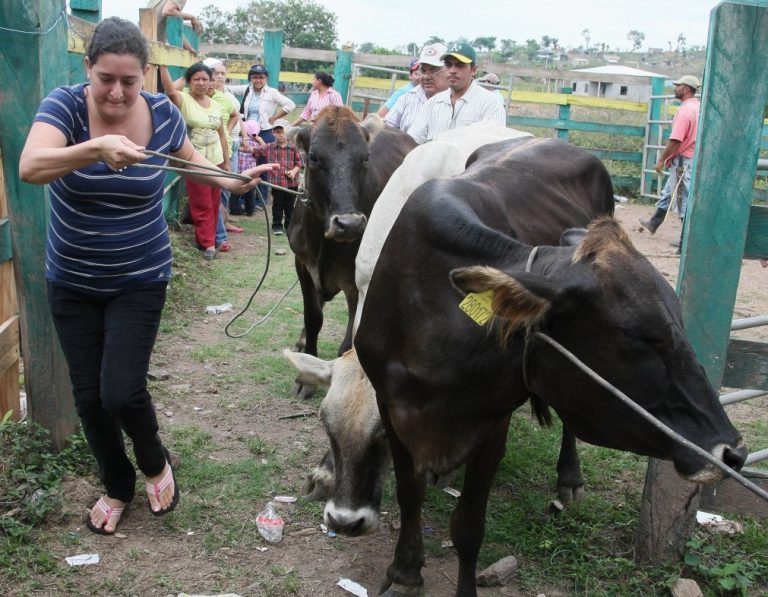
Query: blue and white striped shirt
34 85 187 293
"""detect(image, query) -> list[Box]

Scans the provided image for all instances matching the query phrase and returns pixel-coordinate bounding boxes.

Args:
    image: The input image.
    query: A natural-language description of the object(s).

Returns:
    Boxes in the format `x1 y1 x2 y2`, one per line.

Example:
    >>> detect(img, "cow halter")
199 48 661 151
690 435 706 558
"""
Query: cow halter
517 246 768 504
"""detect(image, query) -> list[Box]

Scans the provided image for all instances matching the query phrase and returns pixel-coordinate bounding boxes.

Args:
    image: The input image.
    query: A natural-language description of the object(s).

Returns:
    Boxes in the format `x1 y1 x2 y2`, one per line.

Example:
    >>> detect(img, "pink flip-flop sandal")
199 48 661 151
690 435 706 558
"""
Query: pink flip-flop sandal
86 497 127 535
146 463 179 516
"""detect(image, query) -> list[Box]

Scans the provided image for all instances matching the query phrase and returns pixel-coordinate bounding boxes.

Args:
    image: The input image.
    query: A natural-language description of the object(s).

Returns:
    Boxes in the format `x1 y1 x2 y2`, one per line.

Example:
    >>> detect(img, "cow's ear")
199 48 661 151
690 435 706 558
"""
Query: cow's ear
450 266 555 335
560 227 587 246
293 126 312 155
361 114 385 143
283 349 334 387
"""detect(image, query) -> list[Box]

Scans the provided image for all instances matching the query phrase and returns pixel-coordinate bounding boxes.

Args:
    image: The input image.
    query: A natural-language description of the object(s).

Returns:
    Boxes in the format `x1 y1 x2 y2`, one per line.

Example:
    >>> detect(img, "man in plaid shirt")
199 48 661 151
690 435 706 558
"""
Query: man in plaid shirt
253 119 303 234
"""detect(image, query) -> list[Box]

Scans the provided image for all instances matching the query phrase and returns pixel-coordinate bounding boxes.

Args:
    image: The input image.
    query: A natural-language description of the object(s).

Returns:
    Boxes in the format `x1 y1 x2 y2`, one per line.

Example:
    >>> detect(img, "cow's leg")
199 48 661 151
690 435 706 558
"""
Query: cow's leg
379 428 427 596
293 259 324 400
450 417 510 597
338 289 358 356
556 425 584 505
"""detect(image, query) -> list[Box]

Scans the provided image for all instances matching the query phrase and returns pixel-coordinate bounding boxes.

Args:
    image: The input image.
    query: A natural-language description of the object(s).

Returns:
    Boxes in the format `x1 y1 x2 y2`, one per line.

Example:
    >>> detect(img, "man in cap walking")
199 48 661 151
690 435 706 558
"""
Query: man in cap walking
639 75 701 235
408 41 506 144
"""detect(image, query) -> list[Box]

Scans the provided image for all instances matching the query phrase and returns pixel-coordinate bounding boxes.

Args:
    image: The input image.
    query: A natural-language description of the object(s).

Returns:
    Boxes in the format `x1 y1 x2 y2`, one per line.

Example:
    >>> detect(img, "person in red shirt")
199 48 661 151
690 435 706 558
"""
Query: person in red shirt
253 119 303 234
640 75 701 235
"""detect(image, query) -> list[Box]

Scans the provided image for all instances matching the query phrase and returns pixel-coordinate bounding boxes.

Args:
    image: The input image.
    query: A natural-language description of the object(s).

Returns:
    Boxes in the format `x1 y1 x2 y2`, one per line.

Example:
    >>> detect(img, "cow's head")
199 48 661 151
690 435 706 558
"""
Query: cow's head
283 349 388 536
450 217 746 483
296 108 384 241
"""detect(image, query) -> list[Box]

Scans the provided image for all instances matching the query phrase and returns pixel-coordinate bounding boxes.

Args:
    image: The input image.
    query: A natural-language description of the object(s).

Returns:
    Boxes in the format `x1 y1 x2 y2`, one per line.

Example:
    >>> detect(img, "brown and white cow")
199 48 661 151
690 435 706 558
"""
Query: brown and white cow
346 134 745 597
287 108 416 399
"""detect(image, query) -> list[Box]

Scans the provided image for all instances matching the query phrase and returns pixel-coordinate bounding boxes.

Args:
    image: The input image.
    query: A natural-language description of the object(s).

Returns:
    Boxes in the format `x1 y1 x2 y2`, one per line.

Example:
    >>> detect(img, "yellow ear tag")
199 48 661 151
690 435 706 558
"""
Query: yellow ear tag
459 290 495 326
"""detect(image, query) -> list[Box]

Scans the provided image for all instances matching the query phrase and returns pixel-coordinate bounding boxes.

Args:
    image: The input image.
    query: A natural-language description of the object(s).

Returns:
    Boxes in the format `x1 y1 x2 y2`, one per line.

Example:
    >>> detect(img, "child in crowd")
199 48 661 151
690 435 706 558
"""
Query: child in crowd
231 120 265 215
252 119 303 235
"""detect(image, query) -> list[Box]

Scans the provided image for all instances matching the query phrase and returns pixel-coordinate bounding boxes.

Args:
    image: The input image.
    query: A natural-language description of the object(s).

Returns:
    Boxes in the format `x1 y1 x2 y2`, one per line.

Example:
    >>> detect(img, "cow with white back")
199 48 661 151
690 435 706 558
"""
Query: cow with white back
287 107 416 399
348 137 746 597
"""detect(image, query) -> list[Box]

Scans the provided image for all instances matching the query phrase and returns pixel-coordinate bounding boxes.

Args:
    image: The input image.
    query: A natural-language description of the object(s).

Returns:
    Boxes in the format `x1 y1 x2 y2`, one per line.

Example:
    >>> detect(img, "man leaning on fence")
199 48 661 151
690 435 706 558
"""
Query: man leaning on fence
639 75 701 236
407 42 506 144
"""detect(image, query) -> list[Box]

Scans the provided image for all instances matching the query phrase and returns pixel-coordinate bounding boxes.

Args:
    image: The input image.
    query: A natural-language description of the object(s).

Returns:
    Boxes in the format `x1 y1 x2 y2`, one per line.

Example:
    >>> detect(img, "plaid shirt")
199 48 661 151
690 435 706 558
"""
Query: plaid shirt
253 142 303 188
237 138 260 173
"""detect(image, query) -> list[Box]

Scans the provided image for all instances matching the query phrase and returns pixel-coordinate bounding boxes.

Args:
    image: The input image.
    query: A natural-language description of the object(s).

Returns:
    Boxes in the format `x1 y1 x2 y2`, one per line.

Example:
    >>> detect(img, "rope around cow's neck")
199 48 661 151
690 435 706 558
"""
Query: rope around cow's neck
529 331 768 503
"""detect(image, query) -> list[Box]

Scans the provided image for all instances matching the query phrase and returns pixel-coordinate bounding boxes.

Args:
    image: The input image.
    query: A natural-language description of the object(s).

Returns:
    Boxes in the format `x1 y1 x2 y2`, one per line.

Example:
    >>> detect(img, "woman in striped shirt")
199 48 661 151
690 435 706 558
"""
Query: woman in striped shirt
19 17 276 535
291 71 343 127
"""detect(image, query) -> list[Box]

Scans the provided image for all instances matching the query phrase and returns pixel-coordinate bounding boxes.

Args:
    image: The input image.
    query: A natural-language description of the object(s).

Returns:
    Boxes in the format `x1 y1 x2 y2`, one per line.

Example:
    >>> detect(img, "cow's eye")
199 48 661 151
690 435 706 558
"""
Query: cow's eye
307 153 320 168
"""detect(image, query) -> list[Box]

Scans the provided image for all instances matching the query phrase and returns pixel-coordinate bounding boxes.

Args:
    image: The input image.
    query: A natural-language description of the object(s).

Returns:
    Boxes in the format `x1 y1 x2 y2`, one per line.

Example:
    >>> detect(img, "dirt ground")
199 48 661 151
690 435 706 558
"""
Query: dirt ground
26 203 766 597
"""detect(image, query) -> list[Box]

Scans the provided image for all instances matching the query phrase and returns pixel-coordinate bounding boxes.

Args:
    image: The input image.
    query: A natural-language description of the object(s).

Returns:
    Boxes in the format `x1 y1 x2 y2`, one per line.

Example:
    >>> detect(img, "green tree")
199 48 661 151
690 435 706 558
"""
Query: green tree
472 36 497 52
200 0 337 49
407 42 419 56
499 38 517 59
525 38 540 60
425 35 445 45
627 29 645 52
581 28 591 52
540 35 552 48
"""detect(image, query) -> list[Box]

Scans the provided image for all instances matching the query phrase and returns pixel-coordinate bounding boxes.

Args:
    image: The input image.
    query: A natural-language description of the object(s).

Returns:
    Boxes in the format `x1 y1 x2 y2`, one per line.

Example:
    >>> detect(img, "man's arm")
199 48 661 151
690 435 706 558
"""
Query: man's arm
655 139 682 173
161 0 203 33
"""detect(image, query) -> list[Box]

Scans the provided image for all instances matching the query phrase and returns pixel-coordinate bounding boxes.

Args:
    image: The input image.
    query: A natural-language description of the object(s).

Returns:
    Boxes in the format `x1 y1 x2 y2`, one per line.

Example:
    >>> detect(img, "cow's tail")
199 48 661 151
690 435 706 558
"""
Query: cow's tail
530 393 553 427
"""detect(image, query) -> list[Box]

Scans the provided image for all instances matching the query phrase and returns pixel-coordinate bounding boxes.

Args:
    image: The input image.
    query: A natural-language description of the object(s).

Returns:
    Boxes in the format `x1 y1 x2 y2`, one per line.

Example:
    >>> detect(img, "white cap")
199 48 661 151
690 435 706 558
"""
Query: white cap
419 43 448 67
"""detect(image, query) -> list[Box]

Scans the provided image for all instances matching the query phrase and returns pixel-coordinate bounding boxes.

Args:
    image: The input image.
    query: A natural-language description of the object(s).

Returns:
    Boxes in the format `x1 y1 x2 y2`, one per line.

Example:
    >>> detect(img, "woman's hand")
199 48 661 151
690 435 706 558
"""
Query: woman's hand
98 135 147 170
227 163 279 194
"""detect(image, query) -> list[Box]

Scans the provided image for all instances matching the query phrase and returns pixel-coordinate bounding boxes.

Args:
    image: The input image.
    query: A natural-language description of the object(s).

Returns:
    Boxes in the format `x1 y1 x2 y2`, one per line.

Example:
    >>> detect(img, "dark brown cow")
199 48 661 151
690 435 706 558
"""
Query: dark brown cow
288 108 416 398
347 137 745 597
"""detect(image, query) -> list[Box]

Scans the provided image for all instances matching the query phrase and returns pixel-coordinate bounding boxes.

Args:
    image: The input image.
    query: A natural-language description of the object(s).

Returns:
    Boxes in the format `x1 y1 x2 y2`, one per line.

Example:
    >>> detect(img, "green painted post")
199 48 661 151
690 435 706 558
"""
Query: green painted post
263 29 284 89
645 77 666 195
0 0 77 447
678 0 768 386
70 0 101 23
557 87 572 140
334 43 354 103
636 0 768 565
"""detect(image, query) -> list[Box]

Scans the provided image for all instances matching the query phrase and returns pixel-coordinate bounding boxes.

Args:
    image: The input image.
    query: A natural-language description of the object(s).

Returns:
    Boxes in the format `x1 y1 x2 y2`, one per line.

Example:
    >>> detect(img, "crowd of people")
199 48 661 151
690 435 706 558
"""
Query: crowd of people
18 9 703 536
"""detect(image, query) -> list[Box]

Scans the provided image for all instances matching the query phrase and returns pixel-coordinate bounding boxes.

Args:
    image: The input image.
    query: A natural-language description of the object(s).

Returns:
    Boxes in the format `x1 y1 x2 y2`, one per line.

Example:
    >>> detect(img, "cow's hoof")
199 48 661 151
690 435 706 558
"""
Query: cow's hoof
293 381 316 401
379 583 424 597
557 483 585 506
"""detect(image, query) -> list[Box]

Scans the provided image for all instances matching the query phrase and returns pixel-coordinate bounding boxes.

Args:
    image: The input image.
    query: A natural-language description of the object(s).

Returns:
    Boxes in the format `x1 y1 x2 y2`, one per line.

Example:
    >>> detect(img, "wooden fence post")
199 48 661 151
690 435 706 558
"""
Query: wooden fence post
0 0 77 447
0 158 21 419
264 29 283 89
635 0 768 564
557 88 572 141
334 43 354 103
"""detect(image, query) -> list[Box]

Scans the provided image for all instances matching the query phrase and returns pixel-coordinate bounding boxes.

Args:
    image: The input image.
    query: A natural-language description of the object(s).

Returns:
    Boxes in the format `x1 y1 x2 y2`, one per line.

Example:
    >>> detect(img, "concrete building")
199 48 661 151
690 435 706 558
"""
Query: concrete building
570 65 666 102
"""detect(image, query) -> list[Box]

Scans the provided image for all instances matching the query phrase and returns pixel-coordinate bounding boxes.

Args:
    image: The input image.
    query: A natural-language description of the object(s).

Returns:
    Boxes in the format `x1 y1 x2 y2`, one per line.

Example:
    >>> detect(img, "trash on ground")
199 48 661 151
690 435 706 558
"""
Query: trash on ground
275 248 287 256
65 553 100 566
441 540 453 548
274 495 297 503
114 532 127 539
337 578 368 597
696 510 743 535
256 502 284 542
614 195 629 203
443 487 461 498
205 303 233 315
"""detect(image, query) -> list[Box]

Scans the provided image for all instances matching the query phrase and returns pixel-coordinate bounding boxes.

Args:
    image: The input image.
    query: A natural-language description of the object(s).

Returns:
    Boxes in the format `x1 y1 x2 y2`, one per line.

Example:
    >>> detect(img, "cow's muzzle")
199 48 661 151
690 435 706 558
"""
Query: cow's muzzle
325 213 368 241
681 442 747 484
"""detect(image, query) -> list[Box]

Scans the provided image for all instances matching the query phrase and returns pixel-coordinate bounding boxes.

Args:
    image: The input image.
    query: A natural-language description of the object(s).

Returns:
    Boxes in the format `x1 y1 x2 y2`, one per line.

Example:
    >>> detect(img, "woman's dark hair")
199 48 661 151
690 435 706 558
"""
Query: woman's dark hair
314 72 335 87
185 62 213 83
86 17 149 67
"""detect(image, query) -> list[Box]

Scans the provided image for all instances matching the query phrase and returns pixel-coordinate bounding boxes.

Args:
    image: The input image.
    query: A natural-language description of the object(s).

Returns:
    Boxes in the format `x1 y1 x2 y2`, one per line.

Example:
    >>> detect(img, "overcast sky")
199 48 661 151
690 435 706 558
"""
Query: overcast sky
102 0 721 52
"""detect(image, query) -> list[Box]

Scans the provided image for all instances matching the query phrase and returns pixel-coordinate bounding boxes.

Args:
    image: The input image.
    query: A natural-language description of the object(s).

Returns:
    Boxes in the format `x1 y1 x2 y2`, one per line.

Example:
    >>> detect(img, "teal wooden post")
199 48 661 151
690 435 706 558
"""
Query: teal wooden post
556 87 571 140
0 0 77 447
166 16 185 80
636 0 768 564
70 0 101 22
334 43 354 103
263 29 284 89
163 16 189 220
644 77 666 195
678 0 768 385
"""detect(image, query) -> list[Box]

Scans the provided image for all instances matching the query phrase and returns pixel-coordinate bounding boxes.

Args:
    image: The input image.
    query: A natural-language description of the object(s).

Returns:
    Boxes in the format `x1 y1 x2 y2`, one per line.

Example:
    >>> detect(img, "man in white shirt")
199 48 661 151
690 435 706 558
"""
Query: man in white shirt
408 42 506 144
385 43 448 134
